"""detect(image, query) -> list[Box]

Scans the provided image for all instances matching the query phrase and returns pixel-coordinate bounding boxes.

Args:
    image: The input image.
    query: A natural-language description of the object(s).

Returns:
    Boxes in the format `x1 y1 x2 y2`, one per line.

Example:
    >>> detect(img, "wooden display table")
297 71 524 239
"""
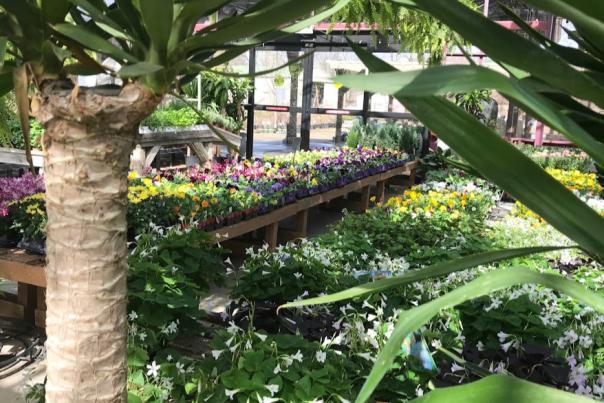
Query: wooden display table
209 160 418 248
0 248 46 328
0 160 417 328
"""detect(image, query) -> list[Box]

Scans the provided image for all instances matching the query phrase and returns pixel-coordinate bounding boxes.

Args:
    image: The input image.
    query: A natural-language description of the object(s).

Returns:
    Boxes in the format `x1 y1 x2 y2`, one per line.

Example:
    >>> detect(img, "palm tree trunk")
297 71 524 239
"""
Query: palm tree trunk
33 81 160 402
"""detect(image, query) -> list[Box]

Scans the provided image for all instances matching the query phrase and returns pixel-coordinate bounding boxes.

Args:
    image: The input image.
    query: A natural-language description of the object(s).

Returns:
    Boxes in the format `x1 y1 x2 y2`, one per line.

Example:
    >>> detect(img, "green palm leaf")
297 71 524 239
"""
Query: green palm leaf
411 374 597 403
356 267 604 402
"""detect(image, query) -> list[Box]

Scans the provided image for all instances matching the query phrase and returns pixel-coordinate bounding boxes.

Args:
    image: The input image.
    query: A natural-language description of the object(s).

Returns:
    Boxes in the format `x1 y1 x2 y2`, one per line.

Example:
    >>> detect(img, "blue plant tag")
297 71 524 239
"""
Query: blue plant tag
401 333 438 373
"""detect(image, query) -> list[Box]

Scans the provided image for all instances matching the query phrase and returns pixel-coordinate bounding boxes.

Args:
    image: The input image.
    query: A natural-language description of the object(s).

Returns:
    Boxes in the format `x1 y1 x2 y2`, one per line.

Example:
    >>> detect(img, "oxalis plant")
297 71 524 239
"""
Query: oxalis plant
280 1 604 402
0 0 353 402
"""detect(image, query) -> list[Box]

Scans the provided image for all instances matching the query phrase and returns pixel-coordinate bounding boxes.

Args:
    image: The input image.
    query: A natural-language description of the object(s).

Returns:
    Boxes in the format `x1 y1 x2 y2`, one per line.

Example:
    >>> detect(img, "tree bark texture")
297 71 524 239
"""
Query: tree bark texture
33 82 160 403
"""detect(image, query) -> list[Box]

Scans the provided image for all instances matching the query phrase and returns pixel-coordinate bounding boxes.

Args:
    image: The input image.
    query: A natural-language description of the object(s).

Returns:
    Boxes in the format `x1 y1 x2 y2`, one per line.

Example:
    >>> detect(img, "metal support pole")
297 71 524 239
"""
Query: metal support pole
534 122 544 147
196 74 202 111
362 91 371 125
300 49 314 150
246 48 256 159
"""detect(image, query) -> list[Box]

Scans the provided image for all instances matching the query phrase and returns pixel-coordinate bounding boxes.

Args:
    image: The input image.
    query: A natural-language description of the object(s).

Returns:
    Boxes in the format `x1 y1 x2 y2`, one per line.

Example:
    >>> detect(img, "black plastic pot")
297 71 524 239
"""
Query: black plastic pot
18 237 46 255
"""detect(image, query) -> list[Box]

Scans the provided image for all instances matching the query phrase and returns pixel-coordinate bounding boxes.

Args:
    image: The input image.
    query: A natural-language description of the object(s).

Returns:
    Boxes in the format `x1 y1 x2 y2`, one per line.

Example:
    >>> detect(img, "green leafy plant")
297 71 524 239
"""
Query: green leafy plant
334 0 477 65
127 228 227 351
346 119 422 156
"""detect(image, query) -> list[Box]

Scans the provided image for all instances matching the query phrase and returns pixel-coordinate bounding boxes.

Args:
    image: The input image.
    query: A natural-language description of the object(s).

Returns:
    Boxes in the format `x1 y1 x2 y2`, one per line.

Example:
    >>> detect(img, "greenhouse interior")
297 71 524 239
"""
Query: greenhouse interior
1 1 603 402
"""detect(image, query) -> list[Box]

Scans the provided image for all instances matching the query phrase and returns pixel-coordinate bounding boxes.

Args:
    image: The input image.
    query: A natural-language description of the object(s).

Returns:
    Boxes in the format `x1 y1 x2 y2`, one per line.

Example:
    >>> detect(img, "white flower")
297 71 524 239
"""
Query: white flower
265 384 280 396
225 388 240 400
291 350 303 363
579 335 593 349
146 361 160 378
128 311 138 321
476 341 485 351
256 394 279 403
166 354 173 362
356 352 374 362
226 321 242 335
500 340 515 352
176 362 185 374
224 257 232 266
451 362 465 372
293 272 303 279
415 385 424 397
315 350 327 363
255 332 268 342
211 350 224 359
167 321 178 334
273 363 282 374
139 332 147 342
497 331 509 343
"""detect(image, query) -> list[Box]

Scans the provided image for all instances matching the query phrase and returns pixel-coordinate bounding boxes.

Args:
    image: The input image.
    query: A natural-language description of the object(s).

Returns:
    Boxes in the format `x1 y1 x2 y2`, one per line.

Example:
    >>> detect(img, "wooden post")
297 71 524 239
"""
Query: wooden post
359 185 370 213
375 180 386 203
17 283 36 324
265 222 279 250
295 209 309 237
534 122 544 147
36 287 46 328
408 168 416 187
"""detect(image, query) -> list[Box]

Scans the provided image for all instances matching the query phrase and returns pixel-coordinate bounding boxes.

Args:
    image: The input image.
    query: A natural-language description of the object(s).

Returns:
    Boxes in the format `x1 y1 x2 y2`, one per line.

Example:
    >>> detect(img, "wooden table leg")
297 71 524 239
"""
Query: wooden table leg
408 168 416 187
295 209 309 237
359 185 370 213
35 286 46 329
376 180 386 203
265 222 279 250
17 283 36 325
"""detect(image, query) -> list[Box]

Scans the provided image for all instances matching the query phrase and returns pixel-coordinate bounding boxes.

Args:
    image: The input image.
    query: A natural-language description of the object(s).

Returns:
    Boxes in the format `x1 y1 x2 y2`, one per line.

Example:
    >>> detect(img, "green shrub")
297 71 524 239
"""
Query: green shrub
142 103 242 133
349 119 422 156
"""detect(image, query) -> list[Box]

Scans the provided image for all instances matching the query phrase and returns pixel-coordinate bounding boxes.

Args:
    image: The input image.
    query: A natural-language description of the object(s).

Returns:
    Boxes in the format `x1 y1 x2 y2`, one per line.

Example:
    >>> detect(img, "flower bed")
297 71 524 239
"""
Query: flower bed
512 168 603 222
4 147 409 253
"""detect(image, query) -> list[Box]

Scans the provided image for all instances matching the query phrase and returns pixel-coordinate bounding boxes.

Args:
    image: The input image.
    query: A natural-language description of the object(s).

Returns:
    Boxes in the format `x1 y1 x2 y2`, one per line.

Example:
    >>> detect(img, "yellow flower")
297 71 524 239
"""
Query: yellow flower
127 171 138 181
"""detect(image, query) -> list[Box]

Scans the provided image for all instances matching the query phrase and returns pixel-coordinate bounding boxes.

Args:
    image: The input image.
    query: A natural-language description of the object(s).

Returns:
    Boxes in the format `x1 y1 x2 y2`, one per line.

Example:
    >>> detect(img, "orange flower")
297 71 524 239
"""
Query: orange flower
201 200 209 208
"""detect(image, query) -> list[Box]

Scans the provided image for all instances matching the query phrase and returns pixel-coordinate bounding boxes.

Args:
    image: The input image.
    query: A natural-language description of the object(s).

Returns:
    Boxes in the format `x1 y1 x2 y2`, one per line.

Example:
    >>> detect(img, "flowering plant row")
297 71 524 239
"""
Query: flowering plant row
3 147 409 251
128 147 408 234
512 168 603 223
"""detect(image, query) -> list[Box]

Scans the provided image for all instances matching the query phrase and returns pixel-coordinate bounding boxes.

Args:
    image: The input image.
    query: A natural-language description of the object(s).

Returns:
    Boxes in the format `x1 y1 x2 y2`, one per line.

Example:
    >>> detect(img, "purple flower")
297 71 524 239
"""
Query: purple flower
0 173 45 217
270 183 284 193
